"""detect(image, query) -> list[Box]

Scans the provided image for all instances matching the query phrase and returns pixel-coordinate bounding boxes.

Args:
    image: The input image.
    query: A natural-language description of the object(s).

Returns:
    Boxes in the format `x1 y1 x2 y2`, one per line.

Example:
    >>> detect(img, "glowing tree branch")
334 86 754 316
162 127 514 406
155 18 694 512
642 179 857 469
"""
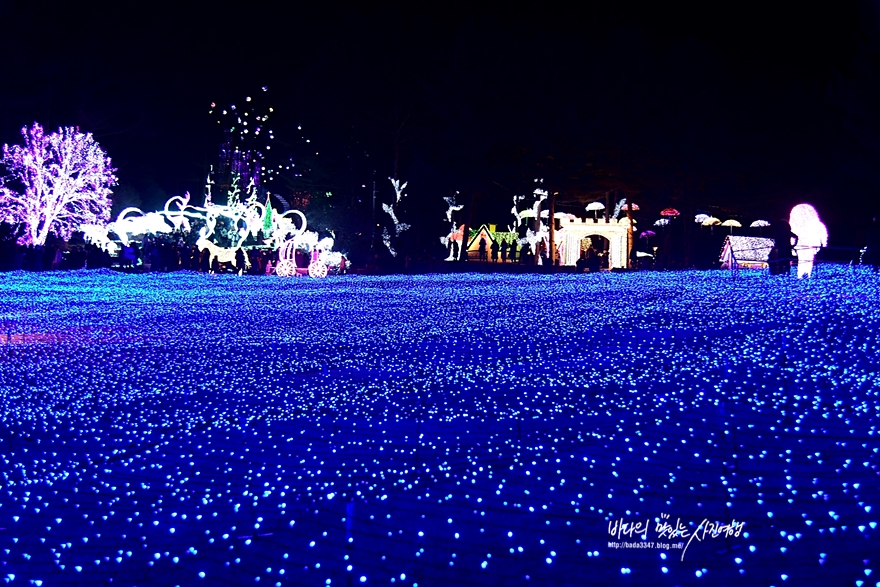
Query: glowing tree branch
440 191 464 248
0 123 117 246
381 178 411 256
390 178 407 204
510 194 527 230
440 191 465 260
612 198 626 220
517 186 549 254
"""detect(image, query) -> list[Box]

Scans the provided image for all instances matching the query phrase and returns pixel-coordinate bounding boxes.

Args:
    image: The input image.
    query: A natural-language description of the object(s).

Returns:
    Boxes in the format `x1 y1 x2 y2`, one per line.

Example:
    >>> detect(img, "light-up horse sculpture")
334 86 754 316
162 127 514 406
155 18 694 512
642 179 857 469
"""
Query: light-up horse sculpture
196 227 251 272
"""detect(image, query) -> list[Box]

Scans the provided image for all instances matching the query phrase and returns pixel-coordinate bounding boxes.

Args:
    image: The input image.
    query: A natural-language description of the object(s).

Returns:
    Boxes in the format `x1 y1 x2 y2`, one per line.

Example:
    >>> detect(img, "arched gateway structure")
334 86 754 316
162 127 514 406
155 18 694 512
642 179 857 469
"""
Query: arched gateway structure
556 217 632 269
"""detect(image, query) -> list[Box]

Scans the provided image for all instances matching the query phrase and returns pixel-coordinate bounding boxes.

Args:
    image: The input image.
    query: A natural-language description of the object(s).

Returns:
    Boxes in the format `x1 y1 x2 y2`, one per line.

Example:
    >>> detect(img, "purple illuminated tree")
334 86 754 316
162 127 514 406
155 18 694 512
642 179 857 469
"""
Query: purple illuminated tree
0 123 117 246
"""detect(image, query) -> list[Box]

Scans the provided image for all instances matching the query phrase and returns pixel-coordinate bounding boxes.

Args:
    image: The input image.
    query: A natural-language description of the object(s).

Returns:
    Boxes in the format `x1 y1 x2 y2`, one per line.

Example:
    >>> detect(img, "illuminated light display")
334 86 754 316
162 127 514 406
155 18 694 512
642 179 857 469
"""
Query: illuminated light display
523 187 549 255
503 186 553 259
74 171 344 276
719 236 775 269
0 267 877 585
208 88 281 196
0 123 117 246
274 229 342 278
441 192 464 260
789 204 828 278
197 227 251 272
107 208 175 247
496 188 634 267
381 178 411 256
556 217 630 268
586 201 606 221
381 227 396 257
510 193 527 231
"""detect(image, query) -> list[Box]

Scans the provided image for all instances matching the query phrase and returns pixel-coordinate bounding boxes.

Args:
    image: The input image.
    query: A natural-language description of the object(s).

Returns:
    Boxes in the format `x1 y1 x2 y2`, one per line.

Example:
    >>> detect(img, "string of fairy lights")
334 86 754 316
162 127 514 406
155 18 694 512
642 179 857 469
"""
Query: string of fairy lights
0 267 879 586
208 87 317 202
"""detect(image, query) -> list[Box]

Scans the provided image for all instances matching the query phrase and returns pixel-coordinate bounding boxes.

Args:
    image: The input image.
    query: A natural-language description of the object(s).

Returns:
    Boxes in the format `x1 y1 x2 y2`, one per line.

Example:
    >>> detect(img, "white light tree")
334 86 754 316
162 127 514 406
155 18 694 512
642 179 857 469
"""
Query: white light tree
0 123 117 246
381 177 410 256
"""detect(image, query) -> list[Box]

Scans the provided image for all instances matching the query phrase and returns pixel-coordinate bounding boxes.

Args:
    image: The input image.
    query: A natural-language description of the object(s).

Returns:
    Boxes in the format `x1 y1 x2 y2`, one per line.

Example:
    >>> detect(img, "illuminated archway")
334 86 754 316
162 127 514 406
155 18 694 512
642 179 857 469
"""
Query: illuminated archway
557 218 631 269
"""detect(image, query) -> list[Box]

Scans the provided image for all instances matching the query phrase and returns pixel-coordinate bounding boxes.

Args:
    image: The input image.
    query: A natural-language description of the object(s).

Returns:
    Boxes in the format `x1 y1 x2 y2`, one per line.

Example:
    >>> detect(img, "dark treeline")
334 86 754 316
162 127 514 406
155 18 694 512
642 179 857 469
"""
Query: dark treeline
1 2 879 262
0 223 282 275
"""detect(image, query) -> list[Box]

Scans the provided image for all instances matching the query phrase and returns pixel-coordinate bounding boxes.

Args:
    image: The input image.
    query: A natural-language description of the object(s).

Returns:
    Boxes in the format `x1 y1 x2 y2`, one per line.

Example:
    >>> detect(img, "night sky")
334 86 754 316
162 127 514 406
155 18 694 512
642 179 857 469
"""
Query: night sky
1 1 877 251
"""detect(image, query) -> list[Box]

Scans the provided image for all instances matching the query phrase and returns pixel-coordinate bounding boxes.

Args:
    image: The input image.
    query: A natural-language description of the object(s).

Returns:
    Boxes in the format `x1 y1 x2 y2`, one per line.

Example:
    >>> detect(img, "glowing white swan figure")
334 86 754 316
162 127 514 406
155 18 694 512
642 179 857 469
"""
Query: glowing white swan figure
163 192 193 232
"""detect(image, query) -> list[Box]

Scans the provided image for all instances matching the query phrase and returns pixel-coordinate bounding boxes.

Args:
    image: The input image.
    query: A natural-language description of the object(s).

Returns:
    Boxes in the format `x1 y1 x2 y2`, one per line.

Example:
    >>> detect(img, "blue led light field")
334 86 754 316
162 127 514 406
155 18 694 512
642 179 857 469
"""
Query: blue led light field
0 268 878 586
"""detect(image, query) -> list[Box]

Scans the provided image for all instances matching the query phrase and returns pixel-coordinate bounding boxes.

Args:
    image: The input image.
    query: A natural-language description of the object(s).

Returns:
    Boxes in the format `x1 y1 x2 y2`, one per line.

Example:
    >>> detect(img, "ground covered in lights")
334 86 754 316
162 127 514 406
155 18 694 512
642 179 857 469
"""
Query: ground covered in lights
1 268 879 587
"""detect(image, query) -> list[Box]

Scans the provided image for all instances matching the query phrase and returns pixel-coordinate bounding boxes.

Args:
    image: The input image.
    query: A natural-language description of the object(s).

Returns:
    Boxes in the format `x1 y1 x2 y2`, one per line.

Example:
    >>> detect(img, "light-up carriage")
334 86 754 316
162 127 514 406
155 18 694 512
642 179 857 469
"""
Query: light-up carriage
274 234 346 278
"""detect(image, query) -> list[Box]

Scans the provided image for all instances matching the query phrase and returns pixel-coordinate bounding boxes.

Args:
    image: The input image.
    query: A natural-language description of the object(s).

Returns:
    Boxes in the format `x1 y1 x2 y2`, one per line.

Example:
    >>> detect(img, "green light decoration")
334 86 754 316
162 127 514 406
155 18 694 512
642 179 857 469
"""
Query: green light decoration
262 193 273 234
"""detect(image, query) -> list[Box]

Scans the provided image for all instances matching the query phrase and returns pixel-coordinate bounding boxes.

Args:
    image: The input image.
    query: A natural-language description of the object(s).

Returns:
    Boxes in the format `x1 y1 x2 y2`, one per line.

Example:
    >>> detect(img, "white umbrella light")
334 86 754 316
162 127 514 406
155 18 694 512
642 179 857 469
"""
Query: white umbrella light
586 201 605 220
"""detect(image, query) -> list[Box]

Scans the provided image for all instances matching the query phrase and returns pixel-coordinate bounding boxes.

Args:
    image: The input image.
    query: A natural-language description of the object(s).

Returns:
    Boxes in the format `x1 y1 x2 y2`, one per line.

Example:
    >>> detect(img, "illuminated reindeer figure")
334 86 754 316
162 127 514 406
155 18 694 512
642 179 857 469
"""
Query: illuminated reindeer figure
196 227 251 273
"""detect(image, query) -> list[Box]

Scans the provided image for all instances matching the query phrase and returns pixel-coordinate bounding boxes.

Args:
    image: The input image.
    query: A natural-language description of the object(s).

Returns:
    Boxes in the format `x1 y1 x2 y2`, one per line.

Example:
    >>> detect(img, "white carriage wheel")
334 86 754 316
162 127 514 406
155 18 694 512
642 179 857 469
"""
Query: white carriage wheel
275 259 295 277
308 261 328 279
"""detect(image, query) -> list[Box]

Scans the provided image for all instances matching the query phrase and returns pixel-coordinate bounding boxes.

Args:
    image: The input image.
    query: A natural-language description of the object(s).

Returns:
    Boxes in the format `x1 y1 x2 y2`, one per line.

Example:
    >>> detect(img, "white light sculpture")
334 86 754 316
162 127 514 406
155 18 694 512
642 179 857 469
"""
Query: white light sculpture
274 228 344 279
74 169 346 276
196 227 251 273
107 208 173 247
789 203 828 279
523 188 550 255
380 178 411 256
441 192 464 261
